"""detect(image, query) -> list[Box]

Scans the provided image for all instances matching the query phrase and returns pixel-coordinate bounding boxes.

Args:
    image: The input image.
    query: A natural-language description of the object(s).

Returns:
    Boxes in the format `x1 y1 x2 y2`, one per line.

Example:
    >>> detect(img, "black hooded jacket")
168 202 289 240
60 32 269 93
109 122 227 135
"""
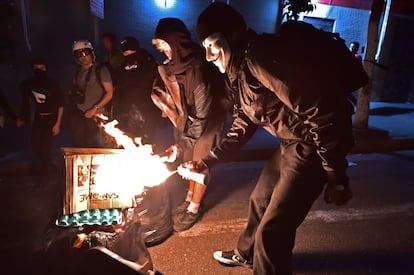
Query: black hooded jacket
152 18 229 151
114 49 160 124
202 26 356 186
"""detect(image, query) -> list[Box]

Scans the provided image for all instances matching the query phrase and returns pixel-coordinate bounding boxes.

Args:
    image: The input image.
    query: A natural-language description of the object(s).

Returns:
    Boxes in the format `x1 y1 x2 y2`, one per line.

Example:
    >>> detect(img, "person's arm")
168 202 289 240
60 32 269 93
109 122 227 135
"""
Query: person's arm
177 105 258 183
52 106 64 136
51 79 65 135
176 82 211 151
202 107 258 168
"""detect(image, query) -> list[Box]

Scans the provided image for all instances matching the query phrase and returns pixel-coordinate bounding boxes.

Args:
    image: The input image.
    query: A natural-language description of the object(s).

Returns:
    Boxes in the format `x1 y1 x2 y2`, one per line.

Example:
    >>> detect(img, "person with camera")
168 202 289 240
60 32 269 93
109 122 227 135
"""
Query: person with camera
17 56 64 185
68 40 113 148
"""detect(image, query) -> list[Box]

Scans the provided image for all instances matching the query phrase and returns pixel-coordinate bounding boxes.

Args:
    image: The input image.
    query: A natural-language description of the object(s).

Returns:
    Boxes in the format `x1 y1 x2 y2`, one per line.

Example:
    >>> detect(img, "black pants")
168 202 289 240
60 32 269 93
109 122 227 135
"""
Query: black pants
236 141 326 275
67 108 103 148
31 114 56 164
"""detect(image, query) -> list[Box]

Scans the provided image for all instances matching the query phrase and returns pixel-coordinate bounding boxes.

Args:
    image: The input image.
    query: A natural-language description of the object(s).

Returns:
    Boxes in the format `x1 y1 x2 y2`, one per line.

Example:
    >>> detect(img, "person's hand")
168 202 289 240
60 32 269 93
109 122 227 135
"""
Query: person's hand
177 160 209 185
85 107 98 118
161 144 181 163
16 118 25 127
324 170 352 206
324 184 352 206
52 123 60 136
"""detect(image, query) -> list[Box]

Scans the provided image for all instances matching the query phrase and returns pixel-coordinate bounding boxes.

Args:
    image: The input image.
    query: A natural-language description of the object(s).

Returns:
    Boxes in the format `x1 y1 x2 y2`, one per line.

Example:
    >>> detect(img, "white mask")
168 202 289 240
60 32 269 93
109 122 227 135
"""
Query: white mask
202 32 231 73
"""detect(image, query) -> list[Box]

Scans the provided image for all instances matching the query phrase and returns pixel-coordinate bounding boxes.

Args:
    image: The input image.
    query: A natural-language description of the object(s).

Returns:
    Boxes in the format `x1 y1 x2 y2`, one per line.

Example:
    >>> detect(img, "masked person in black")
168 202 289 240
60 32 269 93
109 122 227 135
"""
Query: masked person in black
17 57 64 185
152 18 230 232
68 40 113 148
112 36 161 142
177 3 366 274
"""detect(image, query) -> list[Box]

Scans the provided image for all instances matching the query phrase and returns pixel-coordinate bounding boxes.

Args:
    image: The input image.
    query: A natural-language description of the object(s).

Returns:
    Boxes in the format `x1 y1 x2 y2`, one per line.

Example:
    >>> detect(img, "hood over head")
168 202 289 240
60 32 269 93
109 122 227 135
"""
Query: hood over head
154 17 199 76
196 2 246 49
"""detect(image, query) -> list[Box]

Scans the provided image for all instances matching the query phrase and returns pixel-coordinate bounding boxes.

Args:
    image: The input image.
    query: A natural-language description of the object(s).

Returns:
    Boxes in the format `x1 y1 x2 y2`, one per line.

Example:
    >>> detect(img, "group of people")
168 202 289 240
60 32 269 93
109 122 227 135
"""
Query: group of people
9 2 368 274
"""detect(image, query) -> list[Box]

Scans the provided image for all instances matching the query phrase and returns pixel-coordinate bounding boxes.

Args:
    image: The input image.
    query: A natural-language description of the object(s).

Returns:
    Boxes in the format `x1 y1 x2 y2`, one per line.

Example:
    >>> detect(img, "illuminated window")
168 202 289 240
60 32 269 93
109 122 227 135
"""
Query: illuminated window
154 0 176 9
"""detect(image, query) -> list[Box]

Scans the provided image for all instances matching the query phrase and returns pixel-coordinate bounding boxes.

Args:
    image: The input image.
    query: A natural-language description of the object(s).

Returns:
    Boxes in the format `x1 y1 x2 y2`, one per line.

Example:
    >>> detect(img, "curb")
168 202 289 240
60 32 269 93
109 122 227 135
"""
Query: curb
2 137 414 177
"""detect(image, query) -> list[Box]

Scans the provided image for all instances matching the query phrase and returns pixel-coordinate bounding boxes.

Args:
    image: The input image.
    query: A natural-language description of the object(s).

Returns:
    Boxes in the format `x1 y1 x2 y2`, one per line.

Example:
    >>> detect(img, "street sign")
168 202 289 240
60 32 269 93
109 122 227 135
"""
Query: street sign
90 0 104 19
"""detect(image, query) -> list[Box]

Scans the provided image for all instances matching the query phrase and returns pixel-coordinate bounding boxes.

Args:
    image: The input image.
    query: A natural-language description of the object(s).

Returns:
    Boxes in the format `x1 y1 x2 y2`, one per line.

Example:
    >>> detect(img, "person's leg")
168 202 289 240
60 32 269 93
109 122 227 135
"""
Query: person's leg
30 118 43 184
84 117 103 148
173 120 222 231
235 148 281 262
40 116 57 183
252 142 326 275
213 148 281 267
68 109 86 147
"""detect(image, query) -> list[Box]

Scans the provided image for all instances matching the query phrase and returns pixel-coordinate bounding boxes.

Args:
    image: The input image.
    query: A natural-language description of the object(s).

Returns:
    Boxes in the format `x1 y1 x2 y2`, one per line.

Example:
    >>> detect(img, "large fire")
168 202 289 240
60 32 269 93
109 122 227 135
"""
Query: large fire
93 114 174 200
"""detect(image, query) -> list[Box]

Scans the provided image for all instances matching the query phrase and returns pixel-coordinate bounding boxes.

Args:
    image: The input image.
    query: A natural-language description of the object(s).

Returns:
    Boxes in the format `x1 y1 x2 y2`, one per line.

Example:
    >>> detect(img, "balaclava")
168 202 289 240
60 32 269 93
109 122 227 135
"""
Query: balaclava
121 36 141 64
31 56 48 77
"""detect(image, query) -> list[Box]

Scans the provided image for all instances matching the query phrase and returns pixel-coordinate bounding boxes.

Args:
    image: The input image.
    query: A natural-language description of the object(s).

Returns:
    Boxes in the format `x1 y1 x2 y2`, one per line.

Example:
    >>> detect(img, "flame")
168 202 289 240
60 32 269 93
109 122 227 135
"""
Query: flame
93 115 173 199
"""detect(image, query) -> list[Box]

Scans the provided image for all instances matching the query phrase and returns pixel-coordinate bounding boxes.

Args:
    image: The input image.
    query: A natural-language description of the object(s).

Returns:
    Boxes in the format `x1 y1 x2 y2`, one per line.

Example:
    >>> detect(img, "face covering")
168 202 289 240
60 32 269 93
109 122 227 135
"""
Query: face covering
124 52 139 64
33 69 47 77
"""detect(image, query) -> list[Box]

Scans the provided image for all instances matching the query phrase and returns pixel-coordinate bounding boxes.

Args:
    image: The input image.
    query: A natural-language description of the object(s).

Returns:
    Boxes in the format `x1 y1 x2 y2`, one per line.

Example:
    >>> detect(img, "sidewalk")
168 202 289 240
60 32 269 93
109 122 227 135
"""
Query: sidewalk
1 101 414 175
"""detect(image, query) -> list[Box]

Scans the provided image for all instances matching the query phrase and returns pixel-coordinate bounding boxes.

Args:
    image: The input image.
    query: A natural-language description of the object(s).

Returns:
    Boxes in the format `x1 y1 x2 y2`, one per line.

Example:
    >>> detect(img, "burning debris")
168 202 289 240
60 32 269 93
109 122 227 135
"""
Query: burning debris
50 114 174 274
59 115 175 218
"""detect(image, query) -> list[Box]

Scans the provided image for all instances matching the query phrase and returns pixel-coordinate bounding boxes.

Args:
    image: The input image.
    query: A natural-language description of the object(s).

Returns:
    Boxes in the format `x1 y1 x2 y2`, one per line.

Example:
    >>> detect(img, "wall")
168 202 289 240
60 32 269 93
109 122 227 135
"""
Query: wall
375 14 414 102
0 0 279 111
300 3 370 57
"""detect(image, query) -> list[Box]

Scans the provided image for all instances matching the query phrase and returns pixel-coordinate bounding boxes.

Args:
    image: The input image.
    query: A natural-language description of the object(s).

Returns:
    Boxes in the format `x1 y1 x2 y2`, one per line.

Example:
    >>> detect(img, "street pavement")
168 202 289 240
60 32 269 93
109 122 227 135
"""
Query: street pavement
0 101 414 274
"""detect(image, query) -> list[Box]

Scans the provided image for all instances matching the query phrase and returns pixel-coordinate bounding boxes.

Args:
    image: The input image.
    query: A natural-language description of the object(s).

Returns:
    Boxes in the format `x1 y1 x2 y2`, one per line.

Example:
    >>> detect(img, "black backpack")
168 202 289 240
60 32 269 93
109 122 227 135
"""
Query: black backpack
254 21 368 95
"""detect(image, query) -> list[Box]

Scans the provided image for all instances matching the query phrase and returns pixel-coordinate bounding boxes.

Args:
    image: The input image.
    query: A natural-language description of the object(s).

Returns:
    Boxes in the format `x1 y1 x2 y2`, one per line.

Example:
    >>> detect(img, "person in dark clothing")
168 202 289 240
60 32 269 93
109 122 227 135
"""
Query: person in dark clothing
17 56 64 184
177 3 365 274
102 32 125 73
151 18 230 232
349 41 363 63
112 36 161 141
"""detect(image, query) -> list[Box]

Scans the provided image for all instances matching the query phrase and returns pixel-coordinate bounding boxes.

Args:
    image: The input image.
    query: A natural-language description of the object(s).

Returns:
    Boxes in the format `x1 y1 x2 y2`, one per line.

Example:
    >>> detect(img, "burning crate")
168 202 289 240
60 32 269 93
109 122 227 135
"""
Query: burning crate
58 146 174 246
61 147 137 216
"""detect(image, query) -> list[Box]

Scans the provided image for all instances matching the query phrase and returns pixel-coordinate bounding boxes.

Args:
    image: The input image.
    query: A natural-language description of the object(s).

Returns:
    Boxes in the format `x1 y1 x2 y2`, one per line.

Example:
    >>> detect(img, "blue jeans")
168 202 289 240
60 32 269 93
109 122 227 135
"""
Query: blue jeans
236 141 326 275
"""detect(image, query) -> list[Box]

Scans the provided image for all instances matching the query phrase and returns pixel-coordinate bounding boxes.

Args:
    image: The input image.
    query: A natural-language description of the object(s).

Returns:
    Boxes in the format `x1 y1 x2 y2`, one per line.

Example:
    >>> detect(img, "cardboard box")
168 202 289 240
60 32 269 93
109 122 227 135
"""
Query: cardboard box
62 148 137 215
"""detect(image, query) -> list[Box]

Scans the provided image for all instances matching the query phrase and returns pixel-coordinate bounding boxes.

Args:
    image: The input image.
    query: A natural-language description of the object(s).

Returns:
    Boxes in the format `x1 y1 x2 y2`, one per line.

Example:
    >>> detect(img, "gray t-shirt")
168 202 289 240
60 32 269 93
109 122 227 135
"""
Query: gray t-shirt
75 63 112 112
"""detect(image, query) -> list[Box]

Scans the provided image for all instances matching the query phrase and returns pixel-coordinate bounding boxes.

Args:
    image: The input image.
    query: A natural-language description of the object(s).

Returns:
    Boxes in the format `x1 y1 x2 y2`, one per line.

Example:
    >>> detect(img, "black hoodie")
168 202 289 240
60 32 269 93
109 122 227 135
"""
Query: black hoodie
153 18 229 151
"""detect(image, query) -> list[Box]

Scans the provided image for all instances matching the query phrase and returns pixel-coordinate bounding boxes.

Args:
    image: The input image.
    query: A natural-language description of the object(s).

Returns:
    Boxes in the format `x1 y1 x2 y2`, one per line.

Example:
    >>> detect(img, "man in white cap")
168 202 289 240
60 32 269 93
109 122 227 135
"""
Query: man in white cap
68 40 113 148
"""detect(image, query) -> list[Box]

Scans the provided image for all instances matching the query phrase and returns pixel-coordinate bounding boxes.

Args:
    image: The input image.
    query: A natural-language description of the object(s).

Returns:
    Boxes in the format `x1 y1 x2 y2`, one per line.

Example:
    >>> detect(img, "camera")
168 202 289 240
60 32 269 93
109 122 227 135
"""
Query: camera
69 85 85 104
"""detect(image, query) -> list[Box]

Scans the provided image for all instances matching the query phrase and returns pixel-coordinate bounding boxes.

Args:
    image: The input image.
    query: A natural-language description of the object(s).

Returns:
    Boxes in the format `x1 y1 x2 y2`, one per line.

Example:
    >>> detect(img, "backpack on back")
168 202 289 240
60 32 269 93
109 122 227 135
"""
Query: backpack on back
256 21 368 95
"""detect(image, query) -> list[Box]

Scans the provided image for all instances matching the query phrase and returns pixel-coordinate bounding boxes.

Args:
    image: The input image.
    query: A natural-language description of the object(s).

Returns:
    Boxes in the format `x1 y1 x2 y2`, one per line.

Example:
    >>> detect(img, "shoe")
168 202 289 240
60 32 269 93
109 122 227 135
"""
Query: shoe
173 211 200 232
172 201 190 216
213 250 252 269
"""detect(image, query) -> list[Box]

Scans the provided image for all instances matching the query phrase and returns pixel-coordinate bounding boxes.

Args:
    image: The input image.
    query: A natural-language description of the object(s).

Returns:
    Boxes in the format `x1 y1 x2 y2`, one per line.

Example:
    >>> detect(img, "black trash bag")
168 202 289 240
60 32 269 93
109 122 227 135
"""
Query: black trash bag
134 183 173 246
87 220 154 274
42 226 91 275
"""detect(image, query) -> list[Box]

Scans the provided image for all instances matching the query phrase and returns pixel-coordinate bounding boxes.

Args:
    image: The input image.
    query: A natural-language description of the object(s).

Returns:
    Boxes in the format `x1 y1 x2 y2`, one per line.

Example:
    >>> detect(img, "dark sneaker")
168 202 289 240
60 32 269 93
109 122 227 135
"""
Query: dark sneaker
213 250 252 269
173 211 200 232
172 201 190 216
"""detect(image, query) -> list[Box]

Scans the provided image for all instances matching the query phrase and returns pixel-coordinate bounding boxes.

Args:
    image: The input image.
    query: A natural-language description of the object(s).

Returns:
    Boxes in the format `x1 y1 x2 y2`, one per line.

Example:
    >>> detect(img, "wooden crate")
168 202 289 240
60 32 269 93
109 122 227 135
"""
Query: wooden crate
61 147 137 215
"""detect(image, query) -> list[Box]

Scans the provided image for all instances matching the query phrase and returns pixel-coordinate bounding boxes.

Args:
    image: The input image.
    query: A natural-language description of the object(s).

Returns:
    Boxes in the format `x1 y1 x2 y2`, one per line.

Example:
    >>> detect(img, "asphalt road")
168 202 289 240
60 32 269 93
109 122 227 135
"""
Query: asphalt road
148 150 414 275
1 150 414 274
